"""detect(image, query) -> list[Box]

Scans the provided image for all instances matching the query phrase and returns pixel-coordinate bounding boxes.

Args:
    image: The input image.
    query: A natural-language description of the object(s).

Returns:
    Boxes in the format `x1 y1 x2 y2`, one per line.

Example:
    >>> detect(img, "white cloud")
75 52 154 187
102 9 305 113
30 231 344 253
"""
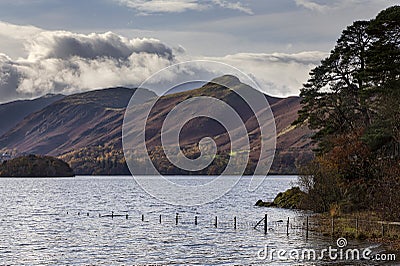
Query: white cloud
295 0 328 12
294 0 390 13
0 0 49 5
0 21 327 103
0 21 43 59
116 0 206 14
202 51 327 96
0 26 177 102
211 0 253 15
114 0 253 14
222 51 326 65
0 21 42 40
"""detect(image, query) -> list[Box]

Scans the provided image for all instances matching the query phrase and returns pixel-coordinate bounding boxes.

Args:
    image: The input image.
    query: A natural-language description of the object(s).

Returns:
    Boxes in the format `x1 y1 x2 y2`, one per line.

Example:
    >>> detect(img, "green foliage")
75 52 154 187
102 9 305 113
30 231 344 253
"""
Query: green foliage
255 187 306 209
367 6 400 85
0 154 74 177
296 19 374 151
272 187 306 209
59 145 130 175
146 146 255 175
59 143 258 176
364 80 400 150
296 6 400 219
296 6 399 152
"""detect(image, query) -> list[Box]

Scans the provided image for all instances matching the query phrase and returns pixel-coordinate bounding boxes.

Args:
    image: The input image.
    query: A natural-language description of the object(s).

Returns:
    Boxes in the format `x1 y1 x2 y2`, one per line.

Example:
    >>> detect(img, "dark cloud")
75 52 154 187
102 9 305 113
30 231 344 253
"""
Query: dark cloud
0 23 327 102
28 31 174 61
0 30 178 102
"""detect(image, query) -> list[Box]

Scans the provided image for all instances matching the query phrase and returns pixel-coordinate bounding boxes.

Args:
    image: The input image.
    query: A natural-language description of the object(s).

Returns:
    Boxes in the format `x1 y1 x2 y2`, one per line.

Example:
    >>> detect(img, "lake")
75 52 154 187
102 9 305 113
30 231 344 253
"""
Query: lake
0 176 396 265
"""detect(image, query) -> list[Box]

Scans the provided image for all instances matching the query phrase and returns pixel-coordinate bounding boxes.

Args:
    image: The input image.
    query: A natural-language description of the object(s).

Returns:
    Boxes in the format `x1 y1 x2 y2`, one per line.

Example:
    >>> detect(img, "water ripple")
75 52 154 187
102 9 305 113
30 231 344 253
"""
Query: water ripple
0 176 392 265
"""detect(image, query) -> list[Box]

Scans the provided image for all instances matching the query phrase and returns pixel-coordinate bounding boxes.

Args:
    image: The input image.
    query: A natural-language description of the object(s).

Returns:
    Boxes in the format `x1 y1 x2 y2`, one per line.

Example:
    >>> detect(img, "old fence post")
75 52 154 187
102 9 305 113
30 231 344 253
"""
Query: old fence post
287 217 290 236
264 214 268 234
306 216 309 239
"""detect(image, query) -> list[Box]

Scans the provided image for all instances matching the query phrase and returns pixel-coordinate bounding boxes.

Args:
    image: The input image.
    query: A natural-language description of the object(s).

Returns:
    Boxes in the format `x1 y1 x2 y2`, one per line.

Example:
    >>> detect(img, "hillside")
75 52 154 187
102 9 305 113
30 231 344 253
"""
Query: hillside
0 94 65 137
121 75 313 174
0 78 313 175
0 87 156 156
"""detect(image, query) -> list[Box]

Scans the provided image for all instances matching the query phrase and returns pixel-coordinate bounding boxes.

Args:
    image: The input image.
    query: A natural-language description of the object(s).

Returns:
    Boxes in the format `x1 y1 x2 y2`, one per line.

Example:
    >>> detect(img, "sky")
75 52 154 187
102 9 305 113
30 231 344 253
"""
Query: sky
0 0 398 102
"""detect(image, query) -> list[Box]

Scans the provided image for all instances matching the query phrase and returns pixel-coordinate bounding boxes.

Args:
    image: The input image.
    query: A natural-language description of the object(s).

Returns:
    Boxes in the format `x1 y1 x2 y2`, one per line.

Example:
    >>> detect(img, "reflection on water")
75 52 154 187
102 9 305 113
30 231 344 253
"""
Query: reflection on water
0 176 396 265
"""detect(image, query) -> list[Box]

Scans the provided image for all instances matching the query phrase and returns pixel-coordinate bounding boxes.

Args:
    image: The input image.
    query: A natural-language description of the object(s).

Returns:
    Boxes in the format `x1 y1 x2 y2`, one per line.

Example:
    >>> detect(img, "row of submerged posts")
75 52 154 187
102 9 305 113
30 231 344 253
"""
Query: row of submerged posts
71 211 238 229
255 214 400 239
68 211 315 237
67 211 400 240
253 214 306 237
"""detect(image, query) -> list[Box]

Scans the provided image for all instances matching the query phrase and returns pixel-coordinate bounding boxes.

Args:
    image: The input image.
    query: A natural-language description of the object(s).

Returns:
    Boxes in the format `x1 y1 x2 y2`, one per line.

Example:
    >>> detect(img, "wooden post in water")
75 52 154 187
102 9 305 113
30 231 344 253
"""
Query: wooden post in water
126 214 129 220
264 214 268 234
286 217 290 236
176 213 179 225
159 215 162 224
195 216 198 225
234 216 237 230
215 216 218 228
112 211 114 219
87 213 89 217
306 216 309 239
142 214 144 222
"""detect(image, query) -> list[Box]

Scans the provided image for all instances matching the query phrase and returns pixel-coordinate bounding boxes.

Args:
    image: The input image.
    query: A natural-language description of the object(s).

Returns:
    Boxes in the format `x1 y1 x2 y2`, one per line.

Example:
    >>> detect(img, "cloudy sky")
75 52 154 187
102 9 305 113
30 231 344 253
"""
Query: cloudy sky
0 0 397 102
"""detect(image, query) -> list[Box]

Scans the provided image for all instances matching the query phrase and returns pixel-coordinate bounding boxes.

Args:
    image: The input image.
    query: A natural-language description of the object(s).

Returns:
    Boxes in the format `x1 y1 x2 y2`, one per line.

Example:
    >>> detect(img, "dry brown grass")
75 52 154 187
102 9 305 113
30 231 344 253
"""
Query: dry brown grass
309 211 400 251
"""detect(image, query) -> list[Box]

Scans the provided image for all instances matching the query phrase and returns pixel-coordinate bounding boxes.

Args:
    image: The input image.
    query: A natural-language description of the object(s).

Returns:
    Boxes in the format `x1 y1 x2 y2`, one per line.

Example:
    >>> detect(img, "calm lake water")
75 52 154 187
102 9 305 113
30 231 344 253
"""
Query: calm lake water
0 176 396 265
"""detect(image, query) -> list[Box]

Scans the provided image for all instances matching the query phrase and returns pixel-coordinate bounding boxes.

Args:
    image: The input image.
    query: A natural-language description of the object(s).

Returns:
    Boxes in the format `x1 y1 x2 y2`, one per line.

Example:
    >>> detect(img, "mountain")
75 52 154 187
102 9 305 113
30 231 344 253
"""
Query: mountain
121 75 314 174
0 87 156 156
0 77 314 175
0 94 65 137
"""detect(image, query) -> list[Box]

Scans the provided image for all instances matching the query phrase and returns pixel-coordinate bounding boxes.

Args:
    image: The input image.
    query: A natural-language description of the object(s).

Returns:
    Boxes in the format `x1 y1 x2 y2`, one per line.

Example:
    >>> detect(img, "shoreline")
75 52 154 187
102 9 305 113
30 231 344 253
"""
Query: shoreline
311 212 400 252
256 189 400 252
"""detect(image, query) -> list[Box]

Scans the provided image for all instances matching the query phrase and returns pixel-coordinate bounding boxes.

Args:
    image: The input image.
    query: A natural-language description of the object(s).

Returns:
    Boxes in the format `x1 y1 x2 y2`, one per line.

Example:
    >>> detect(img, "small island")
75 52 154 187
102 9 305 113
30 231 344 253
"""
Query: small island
0 154 75 177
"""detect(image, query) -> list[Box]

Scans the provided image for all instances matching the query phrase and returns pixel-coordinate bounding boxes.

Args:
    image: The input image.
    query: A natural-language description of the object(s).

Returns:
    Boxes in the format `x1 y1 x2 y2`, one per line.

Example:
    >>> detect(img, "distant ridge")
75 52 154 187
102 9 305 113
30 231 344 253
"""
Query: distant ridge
0 94 65 137
0 78 314 175
0 87 156 156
